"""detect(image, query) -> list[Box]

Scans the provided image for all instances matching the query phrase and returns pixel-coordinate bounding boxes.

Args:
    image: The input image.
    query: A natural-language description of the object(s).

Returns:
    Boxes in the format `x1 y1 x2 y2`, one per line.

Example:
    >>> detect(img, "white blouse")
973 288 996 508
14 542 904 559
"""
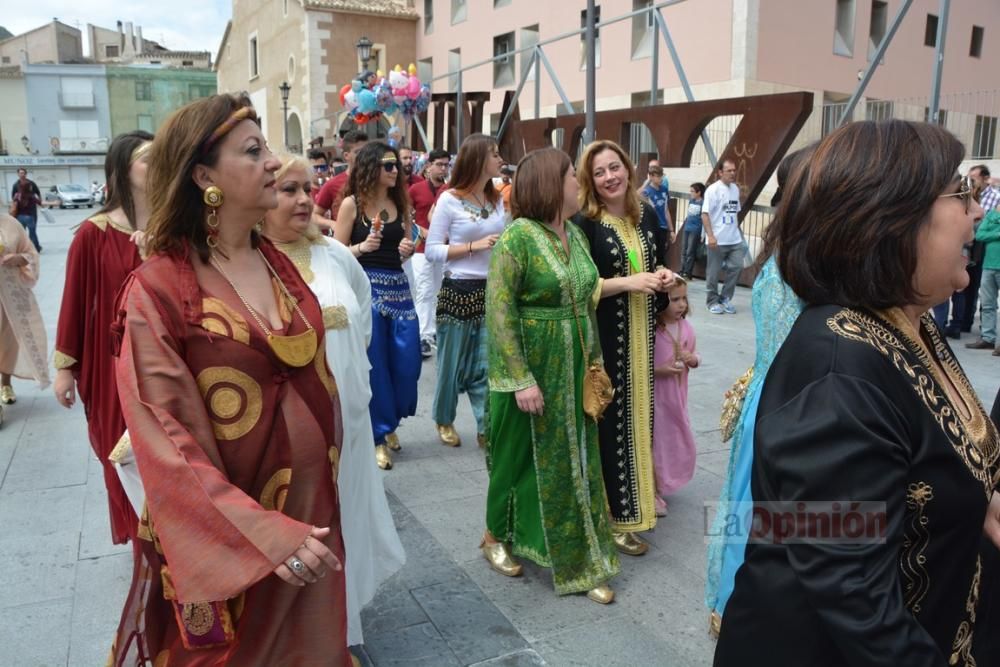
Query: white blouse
425 190 506 280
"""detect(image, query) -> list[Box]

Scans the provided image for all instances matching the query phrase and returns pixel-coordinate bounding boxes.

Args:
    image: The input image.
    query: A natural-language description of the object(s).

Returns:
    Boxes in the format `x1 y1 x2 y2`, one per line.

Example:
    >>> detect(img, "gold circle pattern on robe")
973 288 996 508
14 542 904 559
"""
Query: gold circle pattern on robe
260 468 292 512
195 367 263 441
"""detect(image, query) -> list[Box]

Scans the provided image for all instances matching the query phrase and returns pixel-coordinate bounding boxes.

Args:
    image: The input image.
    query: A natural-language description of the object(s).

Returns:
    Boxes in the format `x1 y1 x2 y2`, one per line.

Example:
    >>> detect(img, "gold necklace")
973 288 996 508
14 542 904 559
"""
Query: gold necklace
210 250 318 368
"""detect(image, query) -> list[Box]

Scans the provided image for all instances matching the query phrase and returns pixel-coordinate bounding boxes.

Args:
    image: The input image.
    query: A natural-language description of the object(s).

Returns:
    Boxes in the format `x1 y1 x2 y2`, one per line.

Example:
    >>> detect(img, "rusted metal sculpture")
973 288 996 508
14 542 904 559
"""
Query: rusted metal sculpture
498 91 814 222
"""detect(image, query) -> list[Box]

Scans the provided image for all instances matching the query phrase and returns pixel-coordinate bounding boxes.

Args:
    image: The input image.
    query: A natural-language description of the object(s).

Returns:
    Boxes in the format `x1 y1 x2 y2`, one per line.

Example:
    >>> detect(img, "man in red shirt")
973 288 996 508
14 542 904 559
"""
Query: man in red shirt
408 148 450 358
400 145 425 188
312 130 368 230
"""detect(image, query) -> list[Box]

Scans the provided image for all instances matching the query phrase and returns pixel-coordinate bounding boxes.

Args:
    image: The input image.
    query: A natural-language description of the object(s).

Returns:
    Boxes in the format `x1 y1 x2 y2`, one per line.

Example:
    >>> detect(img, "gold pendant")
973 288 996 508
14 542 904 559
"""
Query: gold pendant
267 329 318 368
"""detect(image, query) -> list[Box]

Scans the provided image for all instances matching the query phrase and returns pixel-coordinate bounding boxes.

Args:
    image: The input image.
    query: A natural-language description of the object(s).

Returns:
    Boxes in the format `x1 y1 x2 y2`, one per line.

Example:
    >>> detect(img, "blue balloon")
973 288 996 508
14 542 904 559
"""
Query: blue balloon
357 89 377 113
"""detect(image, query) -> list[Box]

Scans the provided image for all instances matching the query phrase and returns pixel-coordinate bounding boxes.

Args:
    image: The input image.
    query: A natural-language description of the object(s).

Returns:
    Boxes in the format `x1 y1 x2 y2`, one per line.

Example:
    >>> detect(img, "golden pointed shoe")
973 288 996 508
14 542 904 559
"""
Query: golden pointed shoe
437 424 461 447
385 431 401 451
375 444 393 470
480 539 522 577
586 584 615 604
709 611 722 639
612 532 649 556
0 385 15 404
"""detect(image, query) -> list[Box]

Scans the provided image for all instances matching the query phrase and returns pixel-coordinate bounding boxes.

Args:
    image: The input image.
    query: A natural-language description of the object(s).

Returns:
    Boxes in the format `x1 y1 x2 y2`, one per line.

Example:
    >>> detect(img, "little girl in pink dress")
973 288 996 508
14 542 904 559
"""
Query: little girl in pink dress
652 278 699 515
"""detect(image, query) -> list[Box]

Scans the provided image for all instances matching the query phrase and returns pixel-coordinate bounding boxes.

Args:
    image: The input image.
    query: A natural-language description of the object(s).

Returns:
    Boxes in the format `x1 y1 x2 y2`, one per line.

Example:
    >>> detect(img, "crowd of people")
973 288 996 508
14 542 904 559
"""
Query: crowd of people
0 91 999 665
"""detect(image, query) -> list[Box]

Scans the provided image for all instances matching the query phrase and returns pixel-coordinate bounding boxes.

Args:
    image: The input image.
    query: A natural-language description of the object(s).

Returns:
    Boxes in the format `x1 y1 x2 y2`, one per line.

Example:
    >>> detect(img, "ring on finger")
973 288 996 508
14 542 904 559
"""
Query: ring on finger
287 557 307 575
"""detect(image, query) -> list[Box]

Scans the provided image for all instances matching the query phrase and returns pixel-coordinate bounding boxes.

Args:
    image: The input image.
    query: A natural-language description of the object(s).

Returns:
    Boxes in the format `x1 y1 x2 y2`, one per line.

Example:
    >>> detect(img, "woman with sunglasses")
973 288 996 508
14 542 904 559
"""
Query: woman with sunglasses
334 141 418 470
262 154 405 649
715 120 1000 665
425 134 505 448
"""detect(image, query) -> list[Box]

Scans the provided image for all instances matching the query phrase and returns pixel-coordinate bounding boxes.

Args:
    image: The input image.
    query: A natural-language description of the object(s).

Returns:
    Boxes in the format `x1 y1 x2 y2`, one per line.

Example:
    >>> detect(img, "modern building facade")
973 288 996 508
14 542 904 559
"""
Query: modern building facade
414 0 1000 162
215 0 418 152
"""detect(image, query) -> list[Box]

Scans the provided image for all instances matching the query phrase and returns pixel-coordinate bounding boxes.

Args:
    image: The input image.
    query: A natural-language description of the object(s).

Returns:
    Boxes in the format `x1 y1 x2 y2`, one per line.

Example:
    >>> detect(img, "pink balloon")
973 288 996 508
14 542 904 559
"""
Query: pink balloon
407 75 422 100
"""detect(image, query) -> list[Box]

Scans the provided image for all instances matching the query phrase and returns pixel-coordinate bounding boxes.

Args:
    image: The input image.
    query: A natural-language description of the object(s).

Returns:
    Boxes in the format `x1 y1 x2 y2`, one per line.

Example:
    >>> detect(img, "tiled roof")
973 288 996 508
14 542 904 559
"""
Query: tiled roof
0 65 22 79
304 0 419 19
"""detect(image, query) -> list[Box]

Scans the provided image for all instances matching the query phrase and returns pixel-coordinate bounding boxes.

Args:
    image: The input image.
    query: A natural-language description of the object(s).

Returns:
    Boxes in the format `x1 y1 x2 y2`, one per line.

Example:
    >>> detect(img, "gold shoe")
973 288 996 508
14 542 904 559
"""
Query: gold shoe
586 584 615 604
612 532 649 556
375 444 393 470
477 433 487 448
0 385 15 404
480 538 522 577
709 610 722 639
385 431 401 451
350 654 361 667
437 424 461 447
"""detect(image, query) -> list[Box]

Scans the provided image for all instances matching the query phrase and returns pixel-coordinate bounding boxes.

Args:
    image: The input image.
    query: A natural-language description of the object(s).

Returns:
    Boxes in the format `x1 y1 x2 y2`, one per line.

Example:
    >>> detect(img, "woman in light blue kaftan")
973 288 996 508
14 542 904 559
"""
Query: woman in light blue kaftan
704 255 803 630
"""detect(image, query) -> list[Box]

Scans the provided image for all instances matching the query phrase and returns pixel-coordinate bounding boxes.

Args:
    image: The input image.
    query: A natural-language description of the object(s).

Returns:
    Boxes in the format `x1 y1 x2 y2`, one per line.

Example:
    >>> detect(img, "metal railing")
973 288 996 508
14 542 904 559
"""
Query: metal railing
790 90 1000 158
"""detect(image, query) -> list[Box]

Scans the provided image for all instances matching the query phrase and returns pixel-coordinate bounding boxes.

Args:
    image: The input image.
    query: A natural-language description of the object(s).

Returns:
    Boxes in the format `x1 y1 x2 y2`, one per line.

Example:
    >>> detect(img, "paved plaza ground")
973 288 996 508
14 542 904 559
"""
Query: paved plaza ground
2 208 997 666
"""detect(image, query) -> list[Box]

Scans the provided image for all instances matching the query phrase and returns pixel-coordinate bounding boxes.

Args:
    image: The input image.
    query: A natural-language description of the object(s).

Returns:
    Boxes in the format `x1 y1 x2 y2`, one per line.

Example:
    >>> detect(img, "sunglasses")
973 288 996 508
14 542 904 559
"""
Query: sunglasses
938 176 974 213
313 164 329 172
382 161 398 173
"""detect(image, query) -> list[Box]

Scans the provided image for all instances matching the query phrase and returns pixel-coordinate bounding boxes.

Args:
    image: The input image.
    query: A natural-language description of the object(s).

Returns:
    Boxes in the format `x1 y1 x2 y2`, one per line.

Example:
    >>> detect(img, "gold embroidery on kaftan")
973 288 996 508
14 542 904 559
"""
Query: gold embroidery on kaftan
826 309 999 497
901 481 933 613
950 556 981 667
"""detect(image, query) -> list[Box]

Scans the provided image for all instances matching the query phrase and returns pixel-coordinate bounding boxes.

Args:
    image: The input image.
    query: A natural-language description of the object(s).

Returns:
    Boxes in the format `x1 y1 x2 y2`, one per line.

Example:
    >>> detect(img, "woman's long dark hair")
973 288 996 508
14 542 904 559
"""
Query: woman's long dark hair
97 130 154 230
342 141 411 222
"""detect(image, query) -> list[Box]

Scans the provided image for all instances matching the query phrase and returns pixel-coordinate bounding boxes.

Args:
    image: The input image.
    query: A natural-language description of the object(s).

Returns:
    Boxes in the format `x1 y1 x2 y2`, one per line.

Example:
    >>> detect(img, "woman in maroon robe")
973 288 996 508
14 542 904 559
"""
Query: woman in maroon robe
53 130 153 544
109 94 349 665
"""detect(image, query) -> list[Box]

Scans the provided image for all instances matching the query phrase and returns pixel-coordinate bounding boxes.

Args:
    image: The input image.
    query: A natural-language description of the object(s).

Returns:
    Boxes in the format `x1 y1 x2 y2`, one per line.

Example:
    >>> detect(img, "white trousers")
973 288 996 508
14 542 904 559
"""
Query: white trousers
410 253 444 340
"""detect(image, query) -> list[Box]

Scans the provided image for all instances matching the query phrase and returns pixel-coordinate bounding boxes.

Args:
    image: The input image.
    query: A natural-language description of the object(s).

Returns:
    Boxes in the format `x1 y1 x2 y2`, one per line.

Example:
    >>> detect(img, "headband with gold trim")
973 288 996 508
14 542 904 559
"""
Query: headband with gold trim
201 107 257 155
129 141 152 165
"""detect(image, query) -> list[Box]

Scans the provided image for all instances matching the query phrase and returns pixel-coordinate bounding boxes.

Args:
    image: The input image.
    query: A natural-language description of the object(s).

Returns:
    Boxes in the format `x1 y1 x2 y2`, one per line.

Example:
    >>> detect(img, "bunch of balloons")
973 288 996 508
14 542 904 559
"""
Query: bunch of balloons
339 63 432 124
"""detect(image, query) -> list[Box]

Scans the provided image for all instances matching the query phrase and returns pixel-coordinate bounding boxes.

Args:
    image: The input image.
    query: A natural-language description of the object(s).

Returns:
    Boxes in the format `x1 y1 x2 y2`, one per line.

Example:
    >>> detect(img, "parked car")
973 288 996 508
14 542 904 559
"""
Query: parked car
45 184 95 209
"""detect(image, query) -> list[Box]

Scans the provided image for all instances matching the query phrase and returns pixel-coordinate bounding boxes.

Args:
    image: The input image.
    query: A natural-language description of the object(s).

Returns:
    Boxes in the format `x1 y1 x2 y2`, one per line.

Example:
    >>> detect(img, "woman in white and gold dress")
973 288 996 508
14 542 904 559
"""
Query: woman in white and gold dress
261 155 406 647
0 213 49 426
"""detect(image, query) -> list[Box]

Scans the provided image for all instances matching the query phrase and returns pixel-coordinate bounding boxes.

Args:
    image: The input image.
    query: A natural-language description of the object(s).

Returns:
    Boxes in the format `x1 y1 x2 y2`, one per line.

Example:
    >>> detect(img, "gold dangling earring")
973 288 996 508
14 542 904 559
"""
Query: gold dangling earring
203 186 224 248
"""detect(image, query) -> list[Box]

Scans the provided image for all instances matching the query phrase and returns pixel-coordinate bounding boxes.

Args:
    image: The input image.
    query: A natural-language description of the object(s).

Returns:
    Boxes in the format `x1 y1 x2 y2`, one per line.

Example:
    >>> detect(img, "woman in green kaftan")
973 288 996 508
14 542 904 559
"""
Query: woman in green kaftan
482 147 620 604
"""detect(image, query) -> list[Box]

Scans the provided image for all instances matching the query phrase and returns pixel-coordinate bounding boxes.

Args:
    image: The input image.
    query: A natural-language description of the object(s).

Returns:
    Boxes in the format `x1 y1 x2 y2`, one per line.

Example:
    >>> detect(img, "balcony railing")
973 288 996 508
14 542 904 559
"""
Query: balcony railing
59 92 95 109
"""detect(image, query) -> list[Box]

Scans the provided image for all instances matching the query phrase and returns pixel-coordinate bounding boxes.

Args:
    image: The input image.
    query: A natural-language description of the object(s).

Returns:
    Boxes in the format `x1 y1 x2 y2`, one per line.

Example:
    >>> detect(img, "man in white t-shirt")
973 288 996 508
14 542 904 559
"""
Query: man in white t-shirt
701 159 744 314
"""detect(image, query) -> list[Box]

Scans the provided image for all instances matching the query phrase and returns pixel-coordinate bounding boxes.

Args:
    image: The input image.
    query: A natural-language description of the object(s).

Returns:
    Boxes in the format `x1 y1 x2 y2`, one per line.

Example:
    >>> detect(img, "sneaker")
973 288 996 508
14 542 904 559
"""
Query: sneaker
722 300 737 315
708 304 725 315
420 338 433 358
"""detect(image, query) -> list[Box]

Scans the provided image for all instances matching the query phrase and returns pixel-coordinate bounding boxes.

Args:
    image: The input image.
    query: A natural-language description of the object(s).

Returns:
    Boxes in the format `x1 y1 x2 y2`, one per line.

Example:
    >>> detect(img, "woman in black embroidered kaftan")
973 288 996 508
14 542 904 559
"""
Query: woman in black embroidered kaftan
715 120 1000 667
571 141 671 556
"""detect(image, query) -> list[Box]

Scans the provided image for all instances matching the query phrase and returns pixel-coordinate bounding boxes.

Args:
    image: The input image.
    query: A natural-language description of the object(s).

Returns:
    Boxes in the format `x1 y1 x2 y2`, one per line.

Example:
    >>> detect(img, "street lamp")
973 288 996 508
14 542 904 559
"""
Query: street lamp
356 36 373 71
279 81 291 150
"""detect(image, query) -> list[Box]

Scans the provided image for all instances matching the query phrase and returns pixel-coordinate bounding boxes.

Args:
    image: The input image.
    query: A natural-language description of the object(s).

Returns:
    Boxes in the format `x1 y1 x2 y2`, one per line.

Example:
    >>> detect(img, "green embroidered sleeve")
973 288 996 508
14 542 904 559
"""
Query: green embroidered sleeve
487 234 537 392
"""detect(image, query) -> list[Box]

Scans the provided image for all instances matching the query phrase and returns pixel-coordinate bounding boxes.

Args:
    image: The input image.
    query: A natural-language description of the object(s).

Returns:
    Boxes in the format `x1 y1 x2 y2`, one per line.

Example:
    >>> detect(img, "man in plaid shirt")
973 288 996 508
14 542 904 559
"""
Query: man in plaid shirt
978 165 1000 213
962 165 999 338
